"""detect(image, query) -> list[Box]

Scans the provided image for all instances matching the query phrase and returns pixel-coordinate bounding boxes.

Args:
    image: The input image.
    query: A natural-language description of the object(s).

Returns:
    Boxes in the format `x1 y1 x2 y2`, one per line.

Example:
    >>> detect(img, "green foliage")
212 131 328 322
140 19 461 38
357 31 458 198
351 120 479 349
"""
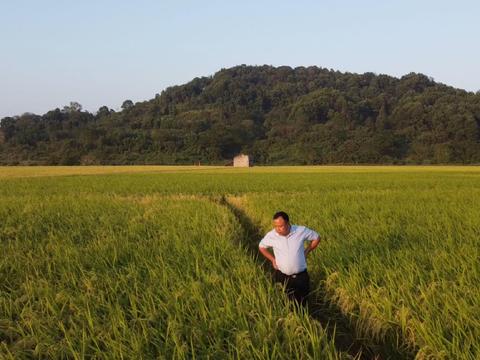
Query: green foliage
1 65 480 164
1 166 480 359
239 189 480 359
0 192 341 359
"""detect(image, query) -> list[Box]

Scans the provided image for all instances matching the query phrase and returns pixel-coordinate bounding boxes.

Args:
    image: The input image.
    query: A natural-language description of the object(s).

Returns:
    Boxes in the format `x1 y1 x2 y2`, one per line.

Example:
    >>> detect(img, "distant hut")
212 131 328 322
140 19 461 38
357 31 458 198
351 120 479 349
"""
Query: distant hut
233 154 252 167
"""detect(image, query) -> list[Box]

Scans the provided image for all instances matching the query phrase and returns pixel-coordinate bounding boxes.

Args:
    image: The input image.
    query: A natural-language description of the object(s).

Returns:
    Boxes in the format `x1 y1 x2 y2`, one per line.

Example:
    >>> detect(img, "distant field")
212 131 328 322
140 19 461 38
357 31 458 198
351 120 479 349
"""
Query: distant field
0 165 224 178
1 165 480 178
1 166 479 359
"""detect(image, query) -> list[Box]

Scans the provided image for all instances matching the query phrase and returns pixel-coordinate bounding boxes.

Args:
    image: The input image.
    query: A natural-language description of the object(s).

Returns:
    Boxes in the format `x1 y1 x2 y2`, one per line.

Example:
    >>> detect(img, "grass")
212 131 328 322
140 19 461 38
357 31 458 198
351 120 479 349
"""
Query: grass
0 166 226 178
0 193 342 359
226 180 480 359
1 165 480 359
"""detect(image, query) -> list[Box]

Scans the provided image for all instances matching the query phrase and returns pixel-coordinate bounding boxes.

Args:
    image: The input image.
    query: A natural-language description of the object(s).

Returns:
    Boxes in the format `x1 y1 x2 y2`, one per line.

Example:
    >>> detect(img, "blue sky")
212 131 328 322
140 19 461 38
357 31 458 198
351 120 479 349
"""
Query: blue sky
1 0 478 118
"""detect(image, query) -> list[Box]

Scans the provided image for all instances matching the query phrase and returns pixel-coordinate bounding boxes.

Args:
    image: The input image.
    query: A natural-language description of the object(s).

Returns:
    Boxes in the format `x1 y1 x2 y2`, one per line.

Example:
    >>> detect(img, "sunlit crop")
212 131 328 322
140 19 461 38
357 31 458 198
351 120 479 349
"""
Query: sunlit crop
1 165 479 359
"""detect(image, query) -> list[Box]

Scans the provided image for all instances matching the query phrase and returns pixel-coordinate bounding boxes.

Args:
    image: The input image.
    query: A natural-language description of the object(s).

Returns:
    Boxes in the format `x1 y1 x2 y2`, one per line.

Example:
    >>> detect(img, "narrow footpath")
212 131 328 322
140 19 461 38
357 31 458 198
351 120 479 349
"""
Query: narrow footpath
217 195 413 360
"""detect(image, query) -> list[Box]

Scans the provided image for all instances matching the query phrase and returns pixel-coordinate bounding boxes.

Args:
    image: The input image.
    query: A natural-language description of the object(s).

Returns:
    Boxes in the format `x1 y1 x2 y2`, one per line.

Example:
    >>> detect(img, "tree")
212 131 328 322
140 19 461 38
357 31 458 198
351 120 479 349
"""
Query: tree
121 100 134 110
1 65 480 165
62 101 82 113
96 106 112 118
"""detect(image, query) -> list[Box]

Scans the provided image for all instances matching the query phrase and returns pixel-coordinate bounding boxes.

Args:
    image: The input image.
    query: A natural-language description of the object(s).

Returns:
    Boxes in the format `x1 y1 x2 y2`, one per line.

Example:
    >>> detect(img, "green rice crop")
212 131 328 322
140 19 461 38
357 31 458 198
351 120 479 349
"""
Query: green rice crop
1 165 480 359
0 193 341 359
230 181 480 359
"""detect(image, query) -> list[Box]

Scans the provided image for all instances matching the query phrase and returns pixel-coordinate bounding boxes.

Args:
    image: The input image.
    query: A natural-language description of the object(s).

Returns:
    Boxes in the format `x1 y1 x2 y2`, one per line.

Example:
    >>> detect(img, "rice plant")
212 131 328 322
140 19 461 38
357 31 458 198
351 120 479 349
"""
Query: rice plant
0 192 342 359
1 165 479 359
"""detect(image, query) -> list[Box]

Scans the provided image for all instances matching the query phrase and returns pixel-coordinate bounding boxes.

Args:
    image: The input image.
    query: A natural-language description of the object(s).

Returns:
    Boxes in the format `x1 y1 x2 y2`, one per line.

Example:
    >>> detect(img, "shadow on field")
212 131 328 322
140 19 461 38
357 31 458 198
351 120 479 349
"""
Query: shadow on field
219 195 412 360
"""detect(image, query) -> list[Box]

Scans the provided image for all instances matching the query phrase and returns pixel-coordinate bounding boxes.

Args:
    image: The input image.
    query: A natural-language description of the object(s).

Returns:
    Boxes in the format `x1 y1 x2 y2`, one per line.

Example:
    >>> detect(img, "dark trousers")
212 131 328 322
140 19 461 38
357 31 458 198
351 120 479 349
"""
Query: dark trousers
274 269 310 305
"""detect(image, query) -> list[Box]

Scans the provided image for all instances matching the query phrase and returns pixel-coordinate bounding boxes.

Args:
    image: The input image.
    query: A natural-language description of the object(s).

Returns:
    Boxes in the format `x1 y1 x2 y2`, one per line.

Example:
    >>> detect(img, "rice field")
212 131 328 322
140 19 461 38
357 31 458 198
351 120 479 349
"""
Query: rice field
1 166 479 359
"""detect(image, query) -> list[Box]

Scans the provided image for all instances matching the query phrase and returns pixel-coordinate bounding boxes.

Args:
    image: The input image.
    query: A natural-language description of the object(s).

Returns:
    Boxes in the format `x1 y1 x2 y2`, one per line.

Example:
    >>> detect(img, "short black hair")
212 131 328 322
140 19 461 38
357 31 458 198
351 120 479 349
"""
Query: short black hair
273 211 289 222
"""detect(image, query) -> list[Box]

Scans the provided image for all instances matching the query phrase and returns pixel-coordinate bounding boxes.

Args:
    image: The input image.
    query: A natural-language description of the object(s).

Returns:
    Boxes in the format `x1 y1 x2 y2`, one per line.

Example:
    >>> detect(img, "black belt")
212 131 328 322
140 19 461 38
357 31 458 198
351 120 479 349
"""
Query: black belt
279 269 307 279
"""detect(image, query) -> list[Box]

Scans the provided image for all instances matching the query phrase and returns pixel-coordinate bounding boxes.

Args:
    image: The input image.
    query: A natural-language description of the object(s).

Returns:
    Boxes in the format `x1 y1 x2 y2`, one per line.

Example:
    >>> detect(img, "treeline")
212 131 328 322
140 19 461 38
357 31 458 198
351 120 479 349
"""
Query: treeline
1 65 480 165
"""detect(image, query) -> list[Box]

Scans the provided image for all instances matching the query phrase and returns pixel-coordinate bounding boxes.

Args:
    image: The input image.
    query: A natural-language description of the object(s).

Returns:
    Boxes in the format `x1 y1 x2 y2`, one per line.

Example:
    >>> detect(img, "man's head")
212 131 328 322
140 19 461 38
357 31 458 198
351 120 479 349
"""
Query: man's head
273 211 290 236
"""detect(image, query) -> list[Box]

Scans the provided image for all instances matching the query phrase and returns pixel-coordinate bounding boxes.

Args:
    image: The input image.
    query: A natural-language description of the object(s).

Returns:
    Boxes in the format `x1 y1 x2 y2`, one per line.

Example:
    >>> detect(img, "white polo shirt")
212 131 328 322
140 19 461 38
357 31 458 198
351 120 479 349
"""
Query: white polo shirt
259 225 319 275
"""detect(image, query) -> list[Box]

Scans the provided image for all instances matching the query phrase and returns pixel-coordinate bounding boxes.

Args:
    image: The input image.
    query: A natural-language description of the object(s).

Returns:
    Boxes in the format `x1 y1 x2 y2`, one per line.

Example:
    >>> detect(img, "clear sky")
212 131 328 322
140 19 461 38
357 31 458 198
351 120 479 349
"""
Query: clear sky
1 0 478 118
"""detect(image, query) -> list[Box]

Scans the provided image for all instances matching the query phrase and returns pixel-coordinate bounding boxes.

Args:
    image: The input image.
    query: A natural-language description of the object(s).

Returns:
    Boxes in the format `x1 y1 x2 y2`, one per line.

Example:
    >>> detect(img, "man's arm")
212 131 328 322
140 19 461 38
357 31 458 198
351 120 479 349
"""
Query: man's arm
304 237 320 257
259 246 278 270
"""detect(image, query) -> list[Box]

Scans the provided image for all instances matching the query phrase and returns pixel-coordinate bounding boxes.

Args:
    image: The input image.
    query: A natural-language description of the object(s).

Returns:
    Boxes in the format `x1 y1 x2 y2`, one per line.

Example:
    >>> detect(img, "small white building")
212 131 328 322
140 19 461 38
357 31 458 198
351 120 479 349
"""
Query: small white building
233 154 252 167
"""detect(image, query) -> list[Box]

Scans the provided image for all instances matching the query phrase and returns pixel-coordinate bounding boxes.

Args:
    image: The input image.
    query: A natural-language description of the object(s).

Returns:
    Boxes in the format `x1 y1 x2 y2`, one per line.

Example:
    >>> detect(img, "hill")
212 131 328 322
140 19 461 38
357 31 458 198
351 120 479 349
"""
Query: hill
1 65 479 165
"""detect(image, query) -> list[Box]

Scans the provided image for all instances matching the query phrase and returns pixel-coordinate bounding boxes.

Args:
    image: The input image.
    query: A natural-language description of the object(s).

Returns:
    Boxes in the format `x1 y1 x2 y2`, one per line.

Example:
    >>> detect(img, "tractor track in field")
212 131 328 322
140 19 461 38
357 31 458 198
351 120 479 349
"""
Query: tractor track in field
216 195 412 360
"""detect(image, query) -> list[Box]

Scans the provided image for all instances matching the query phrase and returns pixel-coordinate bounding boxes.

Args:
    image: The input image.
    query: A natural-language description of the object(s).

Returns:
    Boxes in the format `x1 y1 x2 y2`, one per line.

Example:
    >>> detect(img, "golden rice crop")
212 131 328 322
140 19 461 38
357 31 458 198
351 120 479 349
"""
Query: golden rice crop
1 165 480 359
232 181 480 359
0 192 341 359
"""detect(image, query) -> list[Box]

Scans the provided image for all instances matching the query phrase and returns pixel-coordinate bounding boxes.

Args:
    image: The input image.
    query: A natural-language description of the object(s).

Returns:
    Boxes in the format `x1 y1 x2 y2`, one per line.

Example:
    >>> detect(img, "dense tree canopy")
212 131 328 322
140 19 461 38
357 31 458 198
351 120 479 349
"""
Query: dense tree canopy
1 65 479 165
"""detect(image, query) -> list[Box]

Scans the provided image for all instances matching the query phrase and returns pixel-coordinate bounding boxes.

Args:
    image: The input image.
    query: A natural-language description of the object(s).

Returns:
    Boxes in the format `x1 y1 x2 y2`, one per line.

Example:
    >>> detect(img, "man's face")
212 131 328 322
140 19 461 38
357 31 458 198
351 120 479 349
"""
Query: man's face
273 217 290 236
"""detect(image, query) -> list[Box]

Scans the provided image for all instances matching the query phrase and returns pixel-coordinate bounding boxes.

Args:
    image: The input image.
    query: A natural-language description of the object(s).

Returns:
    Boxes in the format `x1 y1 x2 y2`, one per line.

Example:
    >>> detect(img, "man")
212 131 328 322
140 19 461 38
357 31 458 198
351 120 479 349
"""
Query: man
258 211 320 305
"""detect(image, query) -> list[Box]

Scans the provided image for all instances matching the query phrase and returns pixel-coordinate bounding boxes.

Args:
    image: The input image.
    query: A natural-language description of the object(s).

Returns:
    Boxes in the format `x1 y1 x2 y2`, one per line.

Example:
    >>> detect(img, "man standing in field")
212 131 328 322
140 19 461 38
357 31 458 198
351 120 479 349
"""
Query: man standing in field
258 211 320 305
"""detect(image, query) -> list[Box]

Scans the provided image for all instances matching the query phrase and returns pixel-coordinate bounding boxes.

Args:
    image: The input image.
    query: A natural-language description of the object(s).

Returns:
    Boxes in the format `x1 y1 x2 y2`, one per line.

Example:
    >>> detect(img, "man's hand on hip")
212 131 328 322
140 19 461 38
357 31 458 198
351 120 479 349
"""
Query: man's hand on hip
305 238 321 257
271 258 279 270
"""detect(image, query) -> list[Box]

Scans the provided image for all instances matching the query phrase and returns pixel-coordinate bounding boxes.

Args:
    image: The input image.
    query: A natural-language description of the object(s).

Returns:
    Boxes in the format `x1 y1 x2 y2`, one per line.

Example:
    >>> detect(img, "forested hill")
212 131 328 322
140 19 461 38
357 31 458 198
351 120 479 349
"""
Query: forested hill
1 65 480 165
